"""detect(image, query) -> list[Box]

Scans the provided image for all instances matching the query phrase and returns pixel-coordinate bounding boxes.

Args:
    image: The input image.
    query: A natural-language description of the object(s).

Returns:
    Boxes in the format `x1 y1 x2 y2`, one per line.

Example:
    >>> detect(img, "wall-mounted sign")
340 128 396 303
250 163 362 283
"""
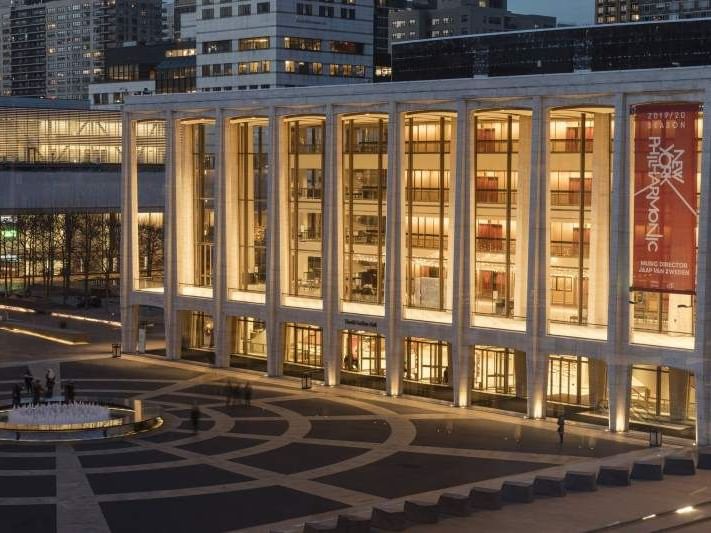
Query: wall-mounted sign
632 103 699 294
344 318 378 329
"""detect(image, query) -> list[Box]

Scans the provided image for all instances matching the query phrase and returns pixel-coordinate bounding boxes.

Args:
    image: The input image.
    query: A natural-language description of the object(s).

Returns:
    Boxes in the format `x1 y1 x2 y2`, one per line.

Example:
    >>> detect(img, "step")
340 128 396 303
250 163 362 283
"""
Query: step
501 480 534 503
438 492 472 516
533 475 567 497
597 465 631 487
335 513 370 533
469 486 503 510
404 500 439 524
631 460 664 481
303 519 338 533
371 505 408 531
565 471 598 492
664 455 696 476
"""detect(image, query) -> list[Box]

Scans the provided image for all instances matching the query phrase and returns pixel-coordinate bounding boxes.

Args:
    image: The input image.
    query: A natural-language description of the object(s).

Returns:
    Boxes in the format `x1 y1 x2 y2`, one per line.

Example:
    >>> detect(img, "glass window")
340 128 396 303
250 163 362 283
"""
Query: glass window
287 118 325 298
285 323 323 367
342 116 387 305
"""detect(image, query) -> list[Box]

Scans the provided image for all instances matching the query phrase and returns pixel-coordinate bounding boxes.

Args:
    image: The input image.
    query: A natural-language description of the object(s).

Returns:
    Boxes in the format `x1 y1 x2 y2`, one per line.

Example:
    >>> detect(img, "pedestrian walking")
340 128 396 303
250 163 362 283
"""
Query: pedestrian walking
557 414 566 445
23 368 33 393
234 383 244 406
12 384 22 408
225 380 234 407
190 402 201 434
64 381 75 403
45 368 56 399
244 382 253 408
32 380 42 405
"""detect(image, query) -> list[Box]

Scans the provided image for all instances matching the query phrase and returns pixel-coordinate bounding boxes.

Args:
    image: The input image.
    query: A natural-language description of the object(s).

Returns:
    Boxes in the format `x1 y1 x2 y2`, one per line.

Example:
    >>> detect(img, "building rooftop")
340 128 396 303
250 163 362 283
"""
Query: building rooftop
0 97 92 111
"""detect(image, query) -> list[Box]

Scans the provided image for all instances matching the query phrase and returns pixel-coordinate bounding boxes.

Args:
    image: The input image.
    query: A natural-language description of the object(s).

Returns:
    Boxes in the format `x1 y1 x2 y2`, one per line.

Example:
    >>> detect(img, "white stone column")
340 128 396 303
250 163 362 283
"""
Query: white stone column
385 102 404 397
588 112 611 328
120 112 139 353
164 111 182 360
525 97 548 419
606 95 631 429
451 100 472 407
322 105 340 386
694 93 711 446
266 108 284 376
212 109 231 368
514 115 531 320
607 363 631 432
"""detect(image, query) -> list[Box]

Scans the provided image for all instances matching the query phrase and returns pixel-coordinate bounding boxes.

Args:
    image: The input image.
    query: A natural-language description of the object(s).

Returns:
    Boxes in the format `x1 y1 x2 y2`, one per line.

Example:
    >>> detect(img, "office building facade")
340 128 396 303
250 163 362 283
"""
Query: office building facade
0 0 163 100
597 1 711 24
389 0 555 45
194 0 374 92
121 66 711 445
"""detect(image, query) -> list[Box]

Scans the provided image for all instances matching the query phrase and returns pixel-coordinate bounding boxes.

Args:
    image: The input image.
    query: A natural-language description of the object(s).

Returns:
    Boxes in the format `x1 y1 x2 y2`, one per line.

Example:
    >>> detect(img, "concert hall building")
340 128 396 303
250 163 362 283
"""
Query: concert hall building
120 65 711 445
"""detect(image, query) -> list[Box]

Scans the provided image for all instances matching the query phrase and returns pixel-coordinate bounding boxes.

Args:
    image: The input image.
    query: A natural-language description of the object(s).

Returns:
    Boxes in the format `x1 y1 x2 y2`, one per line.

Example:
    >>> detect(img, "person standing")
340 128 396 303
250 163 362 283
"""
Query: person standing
45 368 56 399
244 382 253 408
32 380 42 405
225 380 234 407
190 402 201 434
12 384 21 408
557 414 566 445
23 369 33 393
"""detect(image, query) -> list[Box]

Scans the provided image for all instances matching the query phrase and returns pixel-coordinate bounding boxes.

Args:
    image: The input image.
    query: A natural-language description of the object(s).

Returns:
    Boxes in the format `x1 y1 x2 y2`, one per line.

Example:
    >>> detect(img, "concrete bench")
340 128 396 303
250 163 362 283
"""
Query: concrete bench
502 480 534 503
404 500 439 524
565 471 598 492
438 492 472 516
371 505 408 531
664 455 696 476
335 513 370 533
303 519 338 533
469 486 503 510
631 460 664 481
698 448 711 470
597 465 631 486
533 475 567 497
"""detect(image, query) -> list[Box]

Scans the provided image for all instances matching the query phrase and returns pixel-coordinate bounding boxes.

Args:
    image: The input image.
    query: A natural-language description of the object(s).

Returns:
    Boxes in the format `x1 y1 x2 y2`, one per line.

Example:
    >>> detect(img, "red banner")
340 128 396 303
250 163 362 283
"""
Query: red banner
632 103 699 293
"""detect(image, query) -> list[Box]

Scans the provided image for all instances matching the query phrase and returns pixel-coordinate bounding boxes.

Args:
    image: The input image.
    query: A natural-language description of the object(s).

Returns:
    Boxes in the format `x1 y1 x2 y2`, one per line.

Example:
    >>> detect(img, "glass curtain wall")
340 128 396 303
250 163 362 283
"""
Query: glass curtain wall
404 113 453 312
548 108 612 337
233 119 269 293
473 346 526 397
230 316 267 370
287 118 325 298
284 322 323 368
473 111 530 328
631 365 695 422
186 121 215 289
341 330 386 375
546 355 607 409
404 337 450 385
342 115 387 306
185 311 214 350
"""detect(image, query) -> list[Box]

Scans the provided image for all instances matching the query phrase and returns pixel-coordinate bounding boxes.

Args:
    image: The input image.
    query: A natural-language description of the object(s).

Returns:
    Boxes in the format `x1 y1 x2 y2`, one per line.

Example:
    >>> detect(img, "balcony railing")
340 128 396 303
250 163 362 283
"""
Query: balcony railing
551 190 591 207
550 240 590 258
550 139 594 153
475 189 518 205
406 187 450 203
476 140 519 153
476 237 516 254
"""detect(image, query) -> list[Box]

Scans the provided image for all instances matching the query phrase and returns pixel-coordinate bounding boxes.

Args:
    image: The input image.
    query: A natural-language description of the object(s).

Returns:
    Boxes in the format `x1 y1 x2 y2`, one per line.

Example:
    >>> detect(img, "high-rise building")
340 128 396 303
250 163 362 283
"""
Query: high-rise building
597 1 711 24
595 0 638 23
0 0 163 100
389 0 556 46
194 0 374 92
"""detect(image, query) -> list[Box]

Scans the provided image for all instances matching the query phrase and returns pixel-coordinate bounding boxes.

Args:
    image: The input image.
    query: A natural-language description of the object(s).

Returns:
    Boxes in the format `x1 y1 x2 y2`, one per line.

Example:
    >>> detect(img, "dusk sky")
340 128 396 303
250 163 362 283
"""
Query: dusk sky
508 0 594 26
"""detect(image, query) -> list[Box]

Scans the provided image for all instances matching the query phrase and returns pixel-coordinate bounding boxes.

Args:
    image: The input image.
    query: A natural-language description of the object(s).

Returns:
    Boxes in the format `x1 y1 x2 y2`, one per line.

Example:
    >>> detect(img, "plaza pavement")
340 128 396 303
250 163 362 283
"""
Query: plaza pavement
0 351 695 533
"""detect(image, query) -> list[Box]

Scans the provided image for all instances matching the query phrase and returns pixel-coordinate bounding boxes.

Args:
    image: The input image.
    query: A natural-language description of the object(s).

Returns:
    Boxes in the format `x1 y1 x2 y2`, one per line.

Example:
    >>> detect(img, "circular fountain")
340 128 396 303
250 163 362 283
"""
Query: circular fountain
0 398 163 442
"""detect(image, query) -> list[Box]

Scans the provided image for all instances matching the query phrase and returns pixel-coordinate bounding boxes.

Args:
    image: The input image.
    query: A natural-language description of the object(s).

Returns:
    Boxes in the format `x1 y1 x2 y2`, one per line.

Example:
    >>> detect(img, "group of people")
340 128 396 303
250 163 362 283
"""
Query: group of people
188 380 254 435
224 380 253 408
11 367 76 408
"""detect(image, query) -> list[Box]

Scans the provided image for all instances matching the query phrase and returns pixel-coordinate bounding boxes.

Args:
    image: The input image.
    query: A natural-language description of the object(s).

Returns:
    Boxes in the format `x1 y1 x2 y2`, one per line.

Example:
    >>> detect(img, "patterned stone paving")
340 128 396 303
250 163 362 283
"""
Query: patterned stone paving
0 355 647 532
